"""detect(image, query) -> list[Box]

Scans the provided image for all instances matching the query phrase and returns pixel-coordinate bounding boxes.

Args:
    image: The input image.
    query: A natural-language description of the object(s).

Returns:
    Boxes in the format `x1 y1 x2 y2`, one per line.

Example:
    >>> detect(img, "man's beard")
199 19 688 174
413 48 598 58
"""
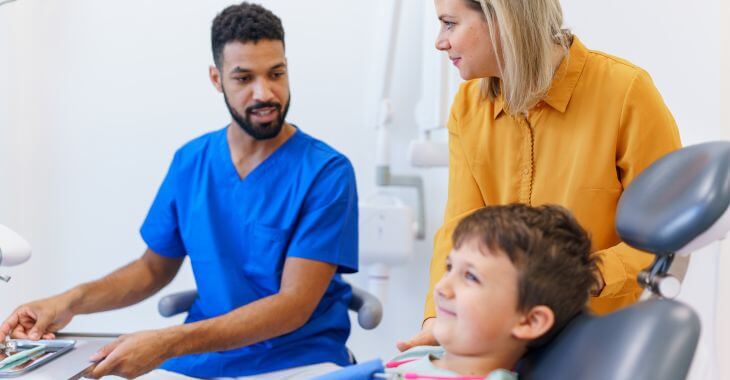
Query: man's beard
223 88 291 140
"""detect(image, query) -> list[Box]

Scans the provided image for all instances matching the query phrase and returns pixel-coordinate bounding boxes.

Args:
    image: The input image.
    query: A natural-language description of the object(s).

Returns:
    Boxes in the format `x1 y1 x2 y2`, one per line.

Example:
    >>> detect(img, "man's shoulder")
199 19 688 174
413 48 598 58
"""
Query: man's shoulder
177 128 224 157
168 128 225 170
297 130 354 174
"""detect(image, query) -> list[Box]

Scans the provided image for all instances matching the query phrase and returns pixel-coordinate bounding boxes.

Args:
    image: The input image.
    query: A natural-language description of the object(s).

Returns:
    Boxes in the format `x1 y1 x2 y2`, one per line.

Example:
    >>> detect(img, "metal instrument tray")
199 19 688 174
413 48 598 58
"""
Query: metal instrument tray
0 339 76 377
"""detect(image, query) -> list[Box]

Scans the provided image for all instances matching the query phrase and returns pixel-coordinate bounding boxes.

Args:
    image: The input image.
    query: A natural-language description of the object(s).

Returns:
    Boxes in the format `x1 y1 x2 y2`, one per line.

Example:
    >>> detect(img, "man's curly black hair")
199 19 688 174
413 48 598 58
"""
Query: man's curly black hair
211 2 285 68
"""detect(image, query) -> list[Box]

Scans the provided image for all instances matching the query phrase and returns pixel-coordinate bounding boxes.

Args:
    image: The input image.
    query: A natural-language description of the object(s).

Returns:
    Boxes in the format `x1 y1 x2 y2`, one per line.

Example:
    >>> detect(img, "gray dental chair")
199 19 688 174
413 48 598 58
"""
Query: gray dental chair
158 284 383 330
519 141 730 380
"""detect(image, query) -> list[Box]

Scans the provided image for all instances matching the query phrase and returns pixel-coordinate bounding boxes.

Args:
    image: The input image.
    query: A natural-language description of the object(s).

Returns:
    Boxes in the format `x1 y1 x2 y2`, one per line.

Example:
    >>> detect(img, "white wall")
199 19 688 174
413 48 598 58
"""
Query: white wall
718 2 730 378
0 0 726 377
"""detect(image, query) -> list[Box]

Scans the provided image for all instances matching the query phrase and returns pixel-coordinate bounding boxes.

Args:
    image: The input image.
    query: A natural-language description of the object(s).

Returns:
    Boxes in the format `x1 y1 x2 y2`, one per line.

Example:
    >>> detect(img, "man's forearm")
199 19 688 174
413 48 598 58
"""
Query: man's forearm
161 291 311 357
154 257 335 360
63 252 180 315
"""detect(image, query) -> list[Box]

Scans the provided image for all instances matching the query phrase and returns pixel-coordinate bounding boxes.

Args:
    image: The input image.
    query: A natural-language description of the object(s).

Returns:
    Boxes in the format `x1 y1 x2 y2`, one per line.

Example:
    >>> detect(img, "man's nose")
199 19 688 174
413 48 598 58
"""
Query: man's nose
252 79 275 103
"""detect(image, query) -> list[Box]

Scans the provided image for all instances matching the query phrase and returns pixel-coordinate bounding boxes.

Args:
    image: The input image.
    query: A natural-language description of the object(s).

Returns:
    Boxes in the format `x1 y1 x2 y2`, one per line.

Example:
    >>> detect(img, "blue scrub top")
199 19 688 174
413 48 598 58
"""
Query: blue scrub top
140 126 359 378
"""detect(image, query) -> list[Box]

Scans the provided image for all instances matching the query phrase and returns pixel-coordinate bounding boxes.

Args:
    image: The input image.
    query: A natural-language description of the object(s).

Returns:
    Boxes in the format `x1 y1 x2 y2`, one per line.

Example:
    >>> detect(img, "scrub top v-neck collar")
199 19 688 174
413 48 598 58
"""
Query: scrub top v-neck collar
216 125 301 185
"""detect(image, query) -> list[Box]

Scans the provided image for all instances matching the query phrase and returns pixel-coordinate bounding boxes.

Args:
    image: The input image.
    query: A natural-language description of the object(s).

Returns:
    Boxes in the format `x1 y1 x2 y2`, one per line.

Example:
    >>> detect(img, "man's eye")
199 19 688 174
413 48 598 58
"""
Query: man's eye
236 76 252 83
271 71 286 79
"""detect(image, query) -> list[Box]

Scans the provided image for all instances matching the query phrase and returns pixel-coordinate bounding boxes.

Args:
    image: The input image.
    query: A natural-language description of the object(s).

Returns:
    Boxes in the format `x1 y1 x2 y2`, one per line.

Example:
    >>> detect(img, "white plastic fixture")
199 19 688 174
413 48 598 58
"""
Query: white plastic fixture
0 225 31 267
359 194 416 303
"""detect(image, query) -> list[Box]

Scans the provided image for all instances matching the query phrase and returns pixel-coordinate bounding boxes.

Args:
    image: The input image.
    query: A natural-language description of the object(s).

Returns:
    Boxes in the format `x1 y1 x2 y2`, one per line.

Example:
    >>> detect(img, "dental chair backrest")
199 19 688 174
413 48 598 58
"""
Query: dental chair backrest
519 141 730 380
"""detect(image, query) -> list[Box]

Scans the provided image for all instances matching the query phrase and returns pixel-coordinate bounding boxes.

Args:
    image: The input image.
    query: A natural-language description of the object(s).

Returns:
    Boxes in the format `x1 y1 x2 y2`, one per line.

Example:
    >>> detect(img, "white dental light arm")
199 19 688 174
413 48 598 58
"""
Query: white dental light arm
409 2 455 168
0 225 32 282
371 0 427 240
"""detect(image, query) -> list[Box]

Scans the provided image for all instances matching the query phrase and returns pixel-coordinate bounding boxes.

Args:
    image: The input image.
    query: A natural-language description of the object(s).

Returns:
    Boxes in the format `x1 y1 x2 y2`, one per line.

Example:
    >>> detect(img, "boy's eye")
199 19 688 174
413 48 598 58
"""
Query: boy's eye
465 271 481 284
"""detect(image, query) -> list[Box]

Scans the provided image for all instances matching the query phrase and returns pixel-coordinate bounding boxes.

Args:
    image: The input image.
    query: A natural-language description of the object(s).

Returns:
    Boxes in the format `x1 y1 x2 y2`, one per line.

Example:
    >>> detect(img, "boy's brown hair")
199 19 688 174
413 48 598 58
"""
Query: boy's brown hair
452 204 599 347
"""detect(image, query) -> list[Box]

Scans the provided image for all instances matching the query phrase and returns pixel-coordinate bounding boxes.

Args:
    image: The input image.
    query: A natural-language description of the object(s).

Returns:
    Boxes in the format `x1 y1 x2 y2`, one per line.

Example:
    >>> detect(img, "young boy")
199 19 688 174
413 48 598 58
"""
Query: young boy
388 204 598 379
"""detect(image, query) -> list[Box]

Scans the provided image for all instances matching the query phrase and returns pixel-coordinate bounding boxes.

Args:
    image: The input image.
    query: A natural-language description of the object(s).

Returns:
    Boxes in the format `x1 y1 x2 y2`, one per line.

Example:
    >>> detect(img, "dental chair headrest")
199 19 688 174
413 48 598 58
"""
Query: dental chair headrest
616 141 730 256
518 299 700 380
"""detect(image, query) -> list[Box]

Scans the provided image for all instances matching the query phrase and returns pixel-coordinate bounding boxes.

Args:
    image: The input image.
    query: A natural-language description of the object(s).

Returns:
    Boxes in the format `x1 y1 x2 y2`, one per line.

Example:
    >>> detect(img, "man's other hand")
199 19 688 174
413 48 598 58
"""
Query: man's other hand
0 296 74 341
86 329 172 379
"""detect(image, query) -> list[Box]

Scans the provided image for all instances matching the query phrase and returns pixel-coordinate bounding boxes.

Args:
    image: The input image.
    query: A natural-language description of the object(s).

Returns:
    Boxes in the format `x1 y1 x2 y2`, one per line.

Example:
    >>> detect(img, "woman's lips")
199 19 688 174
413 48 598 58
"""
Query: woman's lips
450 57 462 67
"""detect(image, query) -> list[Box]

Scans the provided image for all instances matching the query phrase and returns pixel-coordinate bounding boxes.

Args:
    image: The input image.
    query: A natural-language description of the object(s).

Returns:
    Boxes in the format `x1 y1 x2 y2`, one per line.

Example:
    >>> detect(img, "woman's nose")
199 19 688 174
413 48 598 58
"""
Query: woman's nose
435 35 450 51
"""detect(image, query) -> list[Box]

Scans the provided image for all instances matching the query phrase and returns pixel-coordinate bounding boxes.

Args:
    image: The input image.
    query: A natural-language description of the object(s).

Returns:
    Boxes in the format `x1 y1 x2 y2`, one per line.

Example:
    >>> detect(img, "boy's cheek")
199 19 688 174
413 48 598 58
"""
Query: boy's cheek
432 317 454 343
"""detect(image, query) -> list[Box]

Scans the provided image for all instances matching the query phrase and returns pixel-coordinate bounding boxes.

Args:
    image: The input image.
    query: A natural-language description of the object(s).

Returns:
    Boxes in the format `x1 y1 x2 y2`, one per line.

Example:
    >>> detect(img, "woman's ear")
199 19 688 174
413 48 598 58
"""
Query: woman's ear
511 305 554 341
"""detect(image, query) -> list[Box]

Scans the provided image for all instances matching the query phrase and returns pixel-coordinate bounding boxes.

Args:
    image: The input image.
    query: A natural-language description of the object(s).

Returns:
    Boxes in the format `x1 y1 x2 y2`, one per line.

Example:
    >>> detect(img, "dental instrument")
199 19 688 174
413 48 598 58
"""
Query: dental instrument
0 344 46 370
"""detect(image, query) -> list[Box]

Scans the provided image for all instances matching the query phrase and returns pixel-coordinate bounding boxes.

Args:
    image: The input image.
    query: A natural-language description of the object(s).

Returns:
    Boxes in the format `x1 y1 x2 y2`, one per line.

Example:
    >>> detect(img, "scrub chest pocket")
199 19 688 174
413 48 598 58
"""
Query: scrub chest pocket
246 223 291 278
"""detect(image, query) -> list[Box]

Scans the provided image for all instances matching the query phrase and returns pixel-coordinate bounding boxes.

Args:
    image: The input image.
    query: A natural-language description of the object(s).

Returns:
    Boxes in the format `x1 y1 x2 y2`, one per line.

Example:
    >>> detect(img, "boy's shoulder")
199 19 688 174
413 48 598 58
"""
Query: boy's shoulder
385 346 454 378
385 346 518 379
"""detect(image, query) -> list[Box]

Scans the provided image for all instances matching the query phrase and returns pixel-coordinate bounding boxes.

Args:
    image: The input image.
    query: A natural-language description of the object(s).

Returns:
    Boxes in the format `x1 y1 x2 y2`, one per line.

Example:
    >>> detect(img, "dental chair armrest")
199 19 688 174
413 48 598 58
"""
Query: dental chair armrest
349 285 383 330
158 290 198 318
158 285 384 329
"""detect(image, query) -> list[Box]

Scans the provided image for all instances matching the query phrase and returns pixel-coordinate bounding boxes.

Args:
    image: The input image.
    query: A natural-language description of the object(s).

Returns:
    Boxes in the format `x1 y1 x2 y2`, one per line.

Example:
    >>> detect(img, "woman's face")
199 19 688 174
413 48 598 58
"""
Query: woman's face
434 0 501 80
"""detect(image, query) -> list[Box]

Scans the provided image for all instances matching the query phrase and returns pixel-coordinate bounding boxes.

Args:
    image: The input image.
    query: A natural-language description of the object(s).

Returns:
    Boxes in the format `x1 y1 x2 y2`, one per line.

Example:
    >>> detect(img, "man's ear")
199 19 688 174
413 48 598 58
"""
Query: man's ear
511 305 554 341
209 65 223 93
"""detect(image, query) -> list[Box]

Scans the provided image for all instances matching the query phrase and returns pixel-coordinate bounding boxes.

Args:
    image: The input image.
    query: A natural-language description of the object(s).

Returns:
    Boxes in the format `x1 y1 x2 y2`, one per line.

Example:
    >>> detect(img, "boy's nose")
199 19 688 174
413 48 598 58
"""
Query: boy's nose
434 276 454 299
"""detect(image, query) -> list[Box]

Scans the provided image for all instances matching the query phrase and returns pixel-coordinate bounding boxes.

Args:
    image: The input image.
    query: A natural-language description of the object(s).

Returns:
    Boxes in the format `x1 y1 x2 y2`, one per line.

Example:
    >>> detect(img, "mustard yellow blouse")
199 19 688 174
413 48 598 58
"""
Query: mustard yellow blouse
425 37 682 319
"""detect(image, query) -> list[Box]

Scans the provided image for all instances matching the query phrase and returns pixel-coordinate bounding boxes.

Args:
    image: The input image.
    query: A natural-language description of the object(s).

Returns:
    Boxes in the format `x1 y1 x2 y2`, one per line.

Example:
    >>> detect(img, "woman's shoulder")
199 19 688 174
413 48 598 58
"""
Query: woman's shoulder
582 45 652 87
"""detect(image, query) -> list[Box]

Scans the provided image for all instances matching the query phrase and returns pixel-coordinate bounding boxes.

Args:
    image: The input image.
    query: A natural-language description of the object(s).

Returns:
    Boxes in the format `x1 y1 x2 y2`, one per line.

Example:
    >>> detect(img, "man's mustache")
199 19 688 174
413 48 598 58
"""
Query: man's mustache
246 102 281 115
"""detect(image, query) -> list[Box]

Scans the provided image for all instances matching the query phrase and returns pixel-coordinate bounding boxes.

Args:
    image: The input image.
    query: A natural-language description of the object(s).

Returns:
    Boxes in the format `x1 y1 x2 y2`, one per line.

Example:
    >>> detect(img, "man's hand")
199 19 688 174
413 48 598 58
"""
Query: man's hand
396 317 438 352
0 296 74 341
86 330 172 379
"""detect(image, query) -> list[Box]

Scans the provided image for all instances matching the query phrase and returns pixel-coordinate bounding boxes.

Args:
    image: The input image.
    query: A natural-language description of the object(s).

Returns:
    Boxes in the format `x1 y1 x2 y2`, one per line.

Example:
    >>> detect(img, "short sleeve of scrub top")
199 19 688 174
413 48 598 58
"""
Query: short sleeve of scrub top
140 151 186 258
286 156 358 272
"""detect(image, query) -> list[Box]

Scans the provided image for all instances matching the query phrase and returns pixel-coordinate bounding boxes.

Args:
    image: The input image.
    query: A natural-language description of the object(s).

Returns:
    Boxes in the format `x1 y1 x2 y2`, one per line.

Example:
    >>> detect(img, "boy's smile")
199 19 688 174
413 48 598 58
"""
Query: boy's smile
433 237 523 356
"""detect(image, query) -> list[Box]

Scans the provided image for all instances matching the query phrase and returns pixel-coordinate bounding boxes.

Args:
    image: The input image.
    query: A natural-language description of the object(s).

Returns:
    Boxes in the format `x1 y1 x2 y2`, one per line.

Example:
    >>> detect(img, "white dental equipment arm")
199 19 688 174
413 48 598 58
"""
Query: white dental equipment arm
0 225 32 282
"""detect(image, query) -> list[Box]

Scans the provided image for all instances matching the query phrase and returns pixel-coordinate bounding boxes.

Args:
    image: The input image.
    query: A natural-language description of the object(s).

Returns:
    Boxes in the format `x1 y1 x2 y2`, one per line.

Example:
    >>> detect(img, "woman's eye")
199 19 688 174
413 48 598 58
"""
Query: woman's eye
443 21 455 30
445 262 452 272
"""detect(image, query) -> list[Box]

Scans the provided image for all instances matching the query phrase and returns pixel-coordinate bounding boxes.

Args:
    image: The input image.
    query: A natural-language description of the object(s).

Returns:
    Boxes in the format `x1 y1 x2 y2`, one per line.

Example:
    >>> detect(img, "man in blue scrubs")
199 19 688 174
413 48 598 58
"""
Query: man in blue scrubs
0 3 358 378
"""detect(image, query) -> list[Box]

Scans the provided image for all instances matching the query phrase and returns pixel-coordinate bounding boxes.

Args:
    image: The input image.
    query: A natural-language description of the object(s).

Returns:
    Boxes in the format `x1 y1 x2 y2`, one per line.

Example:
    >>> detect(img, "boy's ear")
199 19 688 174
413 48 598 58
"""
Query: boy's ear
512 305 554 341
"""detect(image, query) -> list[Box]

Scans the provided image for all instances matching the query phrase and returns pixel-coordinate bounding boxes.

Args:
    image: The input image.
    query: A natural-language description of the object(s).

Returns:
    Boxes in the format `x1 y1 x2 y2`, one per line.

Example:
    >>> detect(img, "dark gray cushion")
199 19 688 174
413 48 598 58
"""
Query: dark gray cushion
616 141 730 255
518 299 700 380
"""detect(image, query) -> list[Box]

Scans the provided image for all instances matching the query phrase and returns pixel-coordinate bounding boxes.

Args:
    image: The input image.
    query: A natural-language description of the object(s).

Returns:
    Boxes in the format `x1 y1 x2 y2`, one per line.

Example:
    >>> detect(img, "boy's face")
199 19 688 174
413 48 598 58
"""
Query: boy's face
433 237 523 355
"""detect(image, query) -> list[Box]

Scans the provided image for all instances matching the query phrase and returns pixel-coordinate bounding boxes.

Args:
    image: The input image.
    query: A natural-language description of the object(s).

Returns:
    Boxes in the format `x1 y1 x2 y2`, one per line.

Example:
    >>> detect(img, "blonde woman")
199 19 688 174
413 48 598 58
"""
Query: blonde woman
398 0 681 350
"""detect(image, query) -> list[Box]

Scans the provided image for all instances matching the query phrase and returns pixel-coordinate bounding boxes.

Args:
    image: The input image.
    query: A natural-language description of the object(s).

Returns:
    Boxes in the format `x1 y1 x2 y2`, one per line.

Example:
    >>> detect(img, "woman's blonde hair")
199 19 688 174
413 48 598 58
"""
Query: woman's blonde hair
468 0 572 115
